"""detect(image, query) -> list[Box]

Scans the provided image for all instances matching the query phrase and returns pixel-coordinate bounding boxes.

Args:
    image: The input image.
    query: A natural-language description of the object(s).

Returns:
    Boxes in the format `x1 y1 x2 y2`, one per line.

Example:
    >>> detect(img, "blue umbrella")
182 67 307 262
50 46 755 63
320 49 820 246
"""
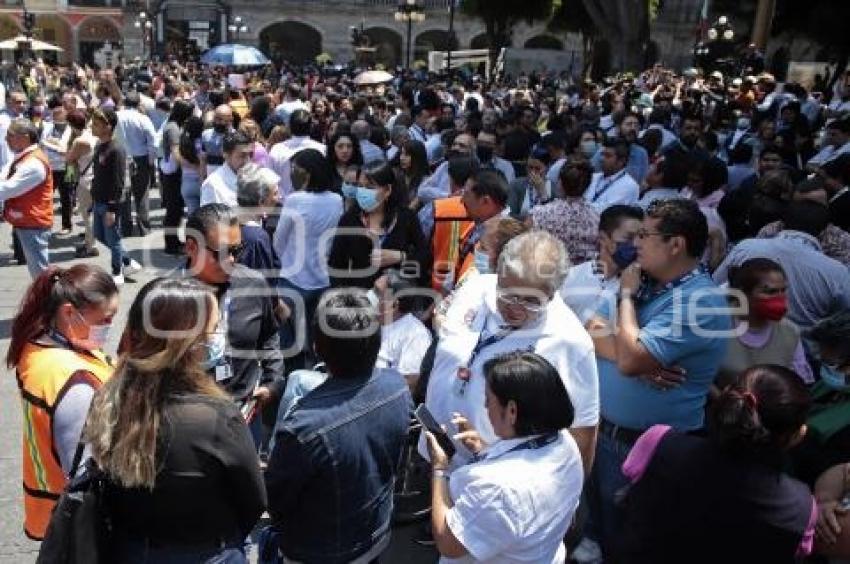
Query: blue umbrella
200 44 270 67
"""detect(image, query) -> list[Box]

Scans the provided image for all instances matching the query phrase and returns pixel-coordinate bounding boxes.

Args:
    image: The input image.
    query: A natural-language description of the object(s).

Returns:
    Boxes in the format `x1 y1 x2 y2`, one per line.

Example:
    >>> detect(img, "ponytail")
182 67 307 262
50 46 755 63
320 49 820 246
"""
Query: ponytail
6 264 118 368
710 364 810 466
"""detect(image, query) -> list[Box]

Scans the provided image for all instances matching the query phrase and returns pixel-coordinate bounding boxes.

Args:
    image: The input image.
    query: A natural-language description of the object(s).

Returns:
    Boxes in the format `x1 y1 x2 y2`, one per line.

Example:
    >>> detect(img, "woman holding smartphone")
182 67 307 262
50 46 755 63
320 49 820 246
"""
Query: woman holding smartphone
424 351 583 563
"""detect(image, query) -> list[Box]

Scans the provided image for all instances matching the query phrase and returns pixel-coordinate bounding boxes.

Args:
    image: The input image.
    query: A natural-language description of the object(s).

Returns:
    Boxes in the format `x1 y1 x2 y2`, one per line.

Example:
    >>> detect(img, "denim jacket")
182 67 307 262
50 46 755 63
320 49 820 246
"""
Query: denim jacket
265 368 412 563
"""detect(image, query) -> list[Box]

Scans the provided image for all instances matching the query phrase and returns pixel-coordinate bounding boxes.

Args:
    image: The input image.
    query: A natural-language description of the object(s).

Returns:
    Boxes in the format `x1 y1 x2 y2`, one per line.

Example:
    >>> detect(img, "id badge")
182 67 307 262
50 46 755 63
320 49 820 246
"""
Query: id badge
215 362 233 382
454 366 471 396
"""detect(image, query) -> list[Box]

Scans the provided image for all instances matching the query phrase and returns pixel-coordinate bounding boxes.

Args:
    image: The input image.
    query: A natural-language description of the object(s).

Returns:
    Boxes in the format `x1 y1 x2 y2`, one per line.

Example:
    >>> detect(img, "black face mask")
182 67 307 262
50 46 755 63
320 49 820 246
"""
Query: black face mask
213 123 228 134
476 145 494 163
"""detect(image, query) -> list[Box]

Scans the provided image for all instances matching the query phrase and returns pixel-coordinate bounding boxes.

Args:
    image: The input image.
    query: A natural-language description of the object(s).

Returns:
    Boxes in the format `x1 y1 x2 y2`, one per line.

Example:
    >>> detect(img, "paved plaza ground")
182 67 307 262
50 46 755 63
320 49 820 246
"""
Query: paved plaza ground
0 191 438 563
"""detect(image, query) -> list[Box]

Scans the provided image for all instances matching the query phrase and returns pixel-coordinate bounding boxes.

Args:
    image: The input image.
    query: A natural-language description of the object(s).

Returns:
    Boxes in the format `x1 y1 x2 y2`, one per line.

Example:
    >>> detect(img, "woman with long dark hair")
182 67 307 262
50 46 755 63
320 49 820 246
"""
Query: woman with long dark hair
397 139 428 208
161 99 194 255
326 131 364 190
328 159 431 289
9 264 118 540
178 115 207 215
85 278 265 562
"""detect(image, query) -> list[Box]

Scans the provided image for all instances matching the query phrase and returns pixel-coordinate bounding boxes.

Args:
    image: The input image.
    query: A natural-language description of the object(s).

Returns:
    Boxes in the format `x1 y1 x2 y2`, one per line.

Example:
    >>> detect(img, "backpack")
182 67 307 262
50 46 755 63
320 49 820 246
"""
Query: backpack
36 443 112 564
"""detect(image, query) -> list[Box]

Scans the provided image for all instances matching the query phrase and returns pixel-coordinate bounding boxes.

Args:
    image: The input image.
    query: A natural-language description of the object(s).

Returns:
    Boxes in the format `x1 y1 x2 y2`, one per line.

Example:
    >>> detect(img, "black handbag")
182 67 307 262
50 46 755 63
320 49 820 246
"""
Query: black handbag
36 443 112 564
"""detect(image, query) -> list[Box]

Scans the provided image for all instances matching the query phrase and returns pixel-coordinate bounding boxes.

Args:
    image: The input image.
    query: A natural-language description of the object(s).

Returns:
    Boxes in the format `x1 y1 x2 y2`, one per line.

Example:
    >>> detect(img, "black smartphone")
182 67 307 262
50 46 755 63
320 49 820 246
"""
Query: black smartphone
414 403 456 457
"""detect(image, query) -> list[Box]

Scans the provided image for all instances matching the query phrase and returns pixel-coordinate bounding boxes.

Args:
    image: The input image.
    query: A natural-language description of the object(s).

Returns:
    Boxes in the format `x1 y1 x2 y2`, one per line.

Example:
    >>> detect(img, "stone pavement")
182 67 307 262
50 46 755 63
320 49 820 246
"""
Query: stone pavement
0 191 438 563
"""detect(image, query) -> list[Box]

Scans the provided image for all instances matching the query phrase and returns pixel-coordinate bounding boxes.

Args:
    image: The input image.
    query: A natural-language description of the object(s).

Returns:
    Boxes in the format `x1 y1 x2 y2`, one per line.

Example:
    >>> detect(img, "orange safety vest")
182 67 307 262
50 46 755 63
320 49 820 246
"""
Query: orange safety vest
3 147 54 229
16 341 112 539
431 196 475 295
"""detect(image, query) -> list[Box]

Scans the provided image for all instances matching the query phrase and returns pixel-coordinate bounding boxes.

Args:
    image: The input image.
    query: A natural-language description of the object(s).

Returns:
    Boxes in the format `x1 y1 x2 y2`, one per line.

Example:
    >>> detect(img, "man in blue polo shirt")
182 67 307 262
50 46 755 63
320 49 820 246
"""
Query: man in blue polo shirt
584 198 732 558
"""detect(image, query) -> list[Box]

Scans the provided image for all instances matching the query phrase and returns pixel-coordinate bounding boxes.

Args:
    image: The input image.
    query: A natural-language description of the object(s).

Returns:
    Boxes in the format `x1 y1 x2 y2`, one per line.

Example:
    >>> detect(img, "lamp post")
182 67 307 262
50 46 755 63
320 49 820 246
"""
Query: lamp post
228 15 248 44
446 0 456 75
694 15 736 75
394 0 425 70
134 11 153 58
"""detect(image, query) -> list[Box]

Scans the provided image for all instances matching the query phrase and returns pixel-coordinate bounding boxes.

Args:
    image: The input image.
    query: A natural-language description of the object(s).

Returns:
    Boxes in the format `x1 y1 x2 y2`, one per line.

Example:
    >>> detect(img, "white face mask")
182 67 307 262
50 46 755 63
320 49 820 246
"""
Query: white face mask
76 310 110 350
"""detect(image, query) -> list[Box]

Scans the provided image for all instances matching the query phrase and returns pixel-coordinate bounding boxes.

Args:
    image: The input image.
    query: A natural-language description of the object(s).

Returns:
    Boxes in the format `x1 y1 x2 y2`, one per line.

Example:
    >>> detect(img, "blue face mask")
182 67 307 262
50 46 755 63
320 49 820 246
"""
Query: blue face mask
200 332 226 371
356 186 381 212
341 182 359 199
612 241 638 270
821 363 850 390
474 249 491 274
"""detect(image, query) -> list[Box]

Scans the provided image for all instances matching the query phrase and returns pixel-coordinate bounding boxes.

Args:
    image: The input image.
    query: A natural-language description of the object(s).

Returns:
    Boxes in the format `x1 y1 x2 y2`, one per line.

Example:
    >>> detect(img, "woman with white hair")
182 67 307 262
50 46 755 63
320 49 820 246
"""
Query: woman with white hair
235 162 280 274
421 230 600 475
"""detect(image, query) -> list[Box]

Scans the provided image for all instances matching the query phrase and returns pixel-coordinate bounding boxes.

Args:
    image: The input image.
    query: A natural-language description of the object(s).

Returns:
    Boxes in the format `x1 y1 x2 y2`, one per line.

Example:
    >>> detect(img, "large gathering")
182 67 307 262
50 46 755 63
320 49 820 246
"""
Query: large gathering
3 1 850 563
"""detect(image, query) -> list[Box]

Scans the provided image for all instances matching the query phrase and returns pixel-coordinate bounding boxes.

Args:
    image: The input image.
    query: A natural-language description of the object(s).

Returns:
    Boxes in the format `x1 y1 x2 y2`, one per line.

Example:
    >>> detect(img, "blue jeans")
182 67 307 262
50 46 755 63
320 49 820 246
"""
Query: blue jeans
14 227 50 279
113 537 247 564
277 278 326 370
92 202 128 275
586 431 634 557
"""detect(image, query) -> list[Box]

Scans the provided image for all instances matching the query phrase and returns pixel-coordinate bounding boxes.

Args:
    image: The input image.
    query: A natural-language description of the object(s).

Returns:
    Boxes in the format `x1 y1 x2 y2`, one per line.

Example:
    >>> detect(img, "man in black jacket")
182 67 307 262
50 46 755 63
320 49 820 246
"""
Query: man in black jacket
183 204 285 431
90 108 141 285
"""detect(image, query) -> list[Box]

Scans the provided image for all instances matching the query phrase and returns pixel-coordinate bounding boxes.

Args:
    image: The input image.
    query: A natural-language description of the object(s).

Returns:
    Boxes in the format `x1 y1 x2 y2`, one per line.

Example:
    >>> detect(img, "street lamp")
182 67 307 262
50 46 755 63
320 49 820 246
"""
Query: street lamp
228 15 248 44
394 0 425 69
134 11 153 58
697 15 737 75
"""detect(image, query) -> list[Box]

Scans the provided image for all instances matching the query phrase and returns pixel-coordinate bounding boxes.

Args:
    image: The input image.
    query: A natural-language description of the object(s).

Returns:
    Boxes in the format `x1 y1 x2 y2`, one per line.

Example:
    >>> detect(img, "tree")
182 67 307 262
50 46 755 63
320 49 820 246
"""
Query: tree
579 0 659 72
548 0 598 78
460 0 553 59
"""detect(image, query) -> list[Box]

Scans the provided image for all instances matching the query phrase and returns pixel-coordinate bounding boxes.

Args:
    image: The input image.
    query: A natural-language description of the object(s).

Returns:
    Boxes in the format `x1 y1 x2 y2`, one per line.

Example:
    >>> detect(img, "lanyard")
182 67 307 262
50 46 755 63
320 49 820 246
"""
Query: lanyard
473 433 559 463
591 170 626 202
636 266 704 304
468 326 513 369
45 328 75 351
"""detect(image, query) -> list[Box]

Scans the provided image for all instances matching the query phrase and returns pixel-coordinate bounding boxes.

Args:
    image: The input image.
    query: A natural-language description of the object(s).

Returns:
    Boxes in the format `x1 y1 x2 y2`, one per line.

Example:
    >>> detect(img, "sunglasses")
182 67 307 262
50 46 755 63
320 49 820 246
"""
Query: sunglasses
205 244 245 261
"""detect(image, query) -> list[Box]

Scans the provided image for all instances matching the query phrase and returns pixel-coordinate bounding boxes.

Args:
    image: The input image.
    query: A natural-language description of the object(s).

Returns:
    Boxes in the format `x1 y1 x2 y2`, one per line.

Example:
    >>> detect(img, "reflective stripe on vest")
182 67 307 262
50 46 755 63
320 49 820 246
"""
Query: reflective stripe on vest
432 196 474 294
16 342 111 539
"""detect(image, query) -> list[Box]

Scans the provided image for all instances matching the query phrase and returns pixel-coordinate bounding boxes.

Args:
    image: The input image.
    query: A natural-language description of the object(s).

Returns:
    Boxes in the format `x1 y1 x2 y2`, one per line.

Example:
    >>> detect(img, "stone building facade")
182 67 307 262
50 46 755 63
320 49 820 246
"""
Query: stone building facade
0 0 707 72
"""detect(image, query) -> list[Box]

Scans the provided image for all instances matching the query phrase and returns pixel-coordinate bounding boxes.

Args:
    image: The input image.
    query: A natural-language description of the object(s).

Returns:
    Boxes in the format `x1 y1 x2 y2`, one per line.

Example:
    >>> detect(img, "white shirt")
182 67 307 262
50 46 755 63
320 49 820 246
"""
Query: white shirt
441 432 583 564
585 170 639 212
0 145 48 204
421 274 599 464
376 313 433 376
40 121 73 171
418 160 451 203
275 99 308 123
559 260 620 325
637 187 682 209
274 190 343 290
200 164 239 207
360 139 385 164
268 136 327 200
807 140 850 167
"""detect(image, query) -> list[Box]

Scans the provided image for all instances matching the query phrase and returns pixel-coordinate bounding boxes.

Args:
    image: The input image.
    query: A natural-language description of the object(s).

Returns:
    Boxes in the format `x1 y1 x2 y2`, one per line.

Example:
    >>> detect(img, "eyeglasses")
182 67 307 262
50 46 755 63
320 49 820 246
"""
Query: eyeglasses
496 289 547 313
636 229 670 240
205 244 245 261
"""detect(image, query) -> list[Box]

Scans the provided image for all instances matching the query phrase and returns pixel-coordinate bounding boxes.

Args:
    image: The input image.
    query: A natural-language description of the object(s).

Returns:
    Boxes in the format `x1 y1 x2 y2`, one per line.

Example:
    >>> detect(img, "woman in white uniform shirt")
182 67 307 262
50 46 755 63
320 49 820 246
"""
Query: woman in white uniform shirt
425 351 584 563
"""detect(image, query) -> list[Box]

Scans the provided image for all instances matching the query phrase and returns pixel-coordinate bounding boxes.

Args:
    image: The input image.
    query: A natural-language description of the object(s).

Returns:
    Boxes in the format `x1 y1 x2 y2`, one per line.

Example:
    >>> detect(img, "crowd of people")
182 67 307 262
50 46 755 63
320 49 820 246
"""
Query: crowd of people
4 54 850 563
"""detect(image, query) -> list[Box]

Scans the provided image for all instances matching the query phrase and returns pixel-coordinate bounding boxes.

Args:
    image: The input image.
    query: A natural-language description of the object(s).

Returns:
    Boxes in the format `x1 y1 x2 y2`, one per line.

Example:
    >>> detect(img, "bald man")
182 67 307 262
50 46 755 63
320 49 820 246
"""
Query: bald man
202 104 235 175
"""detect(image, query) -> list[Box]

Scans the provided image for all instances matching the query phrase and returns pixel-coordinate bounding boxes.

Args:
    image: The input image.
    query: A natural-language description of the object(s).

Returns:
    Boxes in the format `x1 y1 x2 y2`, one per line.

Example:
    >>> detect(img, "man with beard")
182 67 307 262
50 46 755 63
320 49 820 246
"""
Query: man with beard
592 111 650 184
663 114 711 164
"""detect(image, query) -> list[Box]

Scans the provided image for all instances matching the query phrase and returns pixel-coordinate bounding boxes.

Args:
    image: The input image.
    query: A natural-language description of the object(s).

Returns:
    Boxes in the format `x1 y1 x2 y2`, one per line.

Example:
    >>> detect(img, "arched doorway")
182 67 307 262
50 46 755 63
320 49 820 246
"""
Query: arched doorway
470 33 490 50
78 16 121 66
523 35 563 50
33 14 72 64
259 21 322 66
364 27 402 68
414 29 454 64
